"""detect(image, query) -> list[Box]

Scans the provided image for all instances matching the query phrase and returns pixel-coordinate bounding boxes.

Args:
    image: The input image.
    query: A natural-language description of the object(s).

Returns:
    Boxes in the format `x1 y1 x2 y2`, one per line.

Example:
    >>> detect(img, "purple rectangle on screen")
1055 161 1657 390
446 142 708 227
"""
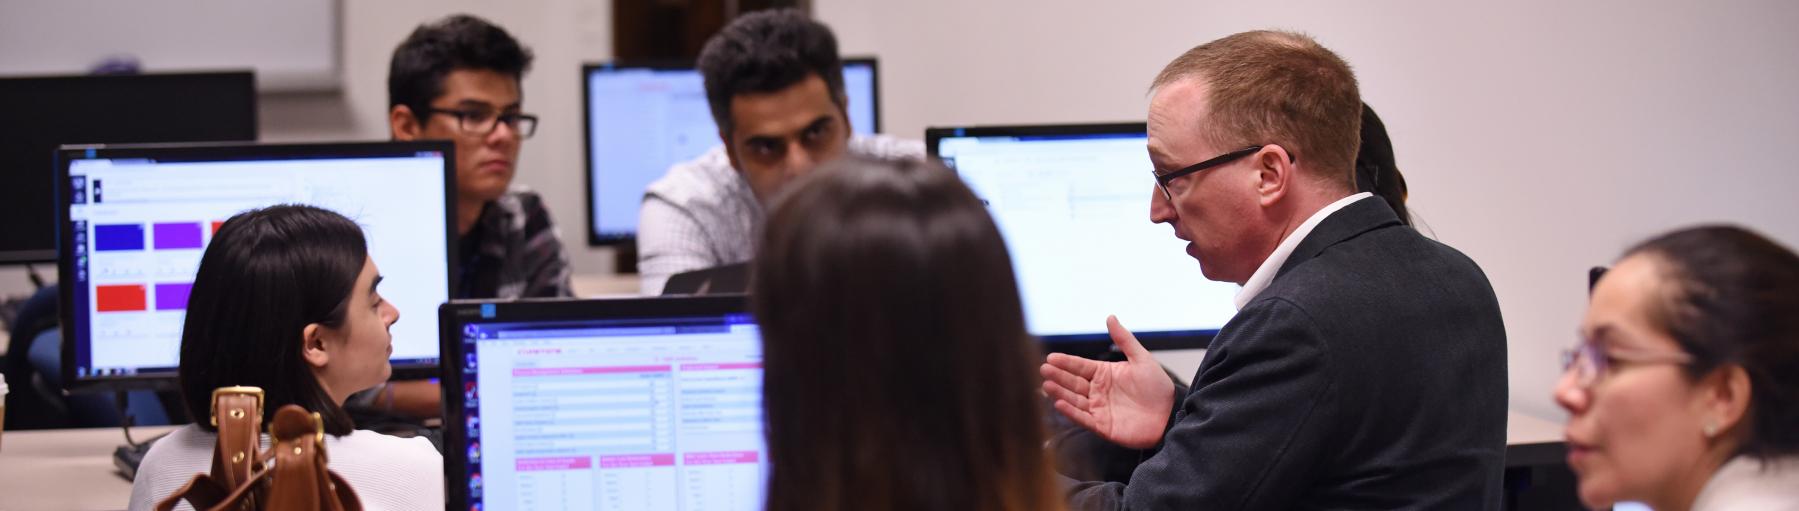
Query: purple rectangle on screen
94 224 145 251
155 283 194 311
153 223 204 250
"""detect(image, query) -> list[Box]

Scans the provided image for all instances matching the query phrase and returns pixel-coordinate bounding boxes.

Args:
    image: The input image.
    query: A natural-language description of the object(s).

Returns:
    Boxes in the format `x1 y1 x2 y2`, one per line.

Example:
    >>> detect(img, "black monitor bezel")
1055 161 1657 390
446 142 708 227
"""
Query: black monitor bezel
579 57 881 246
926 122 1220 356
56 140 460 392
438 295 751 511
0 70 258 265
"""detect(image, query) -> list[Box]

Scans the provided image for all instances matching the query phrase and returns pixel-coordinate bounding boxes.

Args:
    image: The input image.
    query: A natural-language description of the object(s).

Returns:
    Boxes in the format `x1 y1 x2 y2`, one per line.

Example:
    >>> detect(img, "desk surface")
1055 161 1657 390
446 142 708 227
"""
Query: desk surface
571 272 642 298
0 425 178 511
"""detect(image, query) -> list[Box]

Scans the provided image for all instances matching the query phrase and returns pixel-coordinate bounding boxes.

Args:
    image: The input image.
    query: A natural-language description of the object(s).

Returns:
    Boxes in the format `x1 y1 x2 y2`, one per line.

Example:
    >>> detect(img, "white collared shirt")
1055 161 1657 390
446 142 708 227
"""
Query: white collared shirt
1233 192 1374 309
636 135 924 295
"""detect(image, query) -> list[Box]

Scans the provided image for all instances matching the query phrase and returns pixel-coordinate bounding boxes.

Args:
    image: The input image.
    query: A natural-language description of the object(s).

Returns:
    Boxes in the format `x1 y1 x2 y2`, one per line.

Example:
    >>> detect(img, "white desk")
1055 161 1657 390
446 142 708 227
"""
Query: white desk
0 425 177 511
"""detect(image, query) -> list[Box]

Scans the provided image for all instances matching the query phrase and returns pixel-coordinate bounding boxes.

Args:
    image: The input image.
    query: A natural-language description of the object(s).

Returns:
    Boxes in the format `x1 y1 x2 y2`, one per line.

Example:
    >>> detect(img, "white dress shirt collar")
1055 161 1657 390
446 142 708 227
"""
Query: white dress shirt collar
1233 192 1374 309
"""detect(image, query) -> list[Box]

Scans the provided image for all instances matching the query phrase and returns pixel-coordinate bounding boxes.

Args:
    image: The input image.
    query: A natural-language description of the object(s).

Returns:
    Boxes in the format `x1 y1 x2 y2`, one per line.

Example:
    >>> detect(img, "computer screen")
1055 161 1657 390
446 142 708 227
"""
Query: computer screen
583 58 880 244
58 141 457 390
0 71 257 264
441 296 764 511
928 123 1241 350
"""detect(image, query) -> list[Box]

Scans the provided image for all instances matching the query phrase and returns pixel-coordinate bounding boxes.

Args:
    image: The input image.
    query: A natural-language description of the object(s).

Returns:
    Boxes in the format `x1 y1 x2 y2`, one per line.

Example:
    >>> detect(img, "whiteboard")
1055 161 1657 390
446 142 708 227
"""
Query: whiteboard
0 0 339 92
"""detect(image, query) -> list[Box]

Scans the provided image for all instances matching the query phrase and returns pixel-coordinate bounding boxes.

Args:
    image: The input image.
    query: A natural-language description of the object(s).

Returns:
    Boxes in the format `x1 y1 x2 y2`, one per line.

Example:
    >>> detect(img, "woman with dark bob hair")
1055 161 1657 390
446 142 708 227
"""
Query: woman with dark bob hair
1556 225 1799 510
753 156 1063 511
128 205 442 511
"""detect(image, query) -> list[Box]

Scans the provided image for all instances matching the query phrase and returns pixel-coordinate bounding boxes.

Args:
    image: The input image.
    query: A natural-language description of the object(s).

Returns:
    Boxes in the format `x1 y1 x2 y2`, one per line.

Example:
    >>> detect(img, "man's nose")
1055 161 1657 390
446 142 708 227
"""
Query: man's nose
784 141 816 175
1150 185 1177 224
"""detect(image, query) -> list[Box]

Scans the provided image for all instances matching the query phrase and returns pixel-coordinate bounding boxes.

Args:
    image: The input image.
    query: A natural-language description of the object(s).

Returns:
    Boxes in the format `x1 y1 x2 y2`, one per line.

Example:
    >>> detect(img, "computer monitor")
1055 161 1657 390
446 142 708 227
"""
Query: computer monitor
927 123 1241 351
0 71 258 264
582 57 880 245
57 141 458 391
440 296 765 510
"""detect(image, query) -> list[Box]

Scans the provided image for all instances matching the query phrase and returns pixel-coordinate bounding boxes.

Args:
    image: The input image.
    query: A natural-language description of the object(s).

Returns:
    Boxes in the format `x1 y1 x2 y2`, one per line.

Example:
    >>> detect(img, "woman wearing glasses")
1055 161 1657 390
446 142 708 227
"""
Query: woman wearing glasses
1555 225 1799 510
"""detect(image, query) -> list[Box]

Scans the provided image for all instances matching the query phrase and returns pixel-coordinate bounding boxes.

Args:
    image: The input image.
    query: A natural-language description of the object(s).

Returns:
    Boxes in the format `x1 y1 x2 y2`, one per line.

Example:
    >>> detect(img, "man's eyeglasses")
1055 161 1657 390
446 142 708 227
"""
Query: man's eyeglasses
1151 145 1265 202
1559 337 1693 390
423 108 539 139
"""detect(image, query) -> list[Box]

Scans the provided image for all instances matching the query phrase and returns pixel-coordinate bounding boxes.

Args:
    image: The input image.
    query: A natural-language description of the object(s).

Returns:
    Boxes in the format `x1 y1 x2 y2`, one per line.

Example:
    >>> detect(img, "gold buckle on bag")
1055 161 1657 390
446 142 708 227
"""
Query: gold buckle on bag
210 386 265 427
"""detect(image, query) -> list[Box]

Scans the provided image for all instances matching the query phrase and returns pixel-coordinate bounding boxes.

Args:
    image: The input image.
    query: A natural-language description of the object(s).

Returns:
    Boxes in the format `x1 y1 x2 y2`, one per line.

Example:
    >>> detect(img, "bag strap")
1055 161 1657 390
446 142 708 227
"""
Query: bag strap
264 405 362 511
262 406 329 511
154 389 364 511
210 386 265 492
154 386 266 511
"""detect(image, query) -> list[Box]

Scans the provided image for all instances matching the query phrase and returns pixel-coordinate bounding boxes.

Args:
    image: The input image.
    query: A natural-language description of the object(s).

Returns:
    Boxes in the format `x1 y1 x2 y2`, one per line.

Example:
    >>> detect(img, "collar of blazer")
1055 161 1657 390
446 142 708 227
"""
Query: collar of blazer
1274 195 1402 278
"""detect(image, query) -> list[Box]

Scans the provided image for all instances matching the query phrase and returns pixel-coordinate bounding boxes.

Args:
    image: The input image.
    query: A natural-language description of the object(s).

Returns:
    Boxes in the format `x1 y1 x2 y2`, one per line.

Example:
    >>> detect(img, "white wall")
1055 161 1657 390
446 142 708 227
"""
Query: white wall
817 0 1799 420
0 0 340 92
256 0 619 276
9 0 1797 422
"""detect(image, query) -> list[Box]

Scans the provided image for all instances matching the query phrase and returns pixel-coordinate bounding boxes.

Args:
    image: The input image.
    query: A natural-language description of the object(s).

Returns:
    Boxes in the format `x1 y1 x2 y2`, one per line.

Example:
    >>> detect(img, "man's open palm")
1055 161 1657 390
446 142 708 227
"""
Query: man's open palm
1040 315 1176 449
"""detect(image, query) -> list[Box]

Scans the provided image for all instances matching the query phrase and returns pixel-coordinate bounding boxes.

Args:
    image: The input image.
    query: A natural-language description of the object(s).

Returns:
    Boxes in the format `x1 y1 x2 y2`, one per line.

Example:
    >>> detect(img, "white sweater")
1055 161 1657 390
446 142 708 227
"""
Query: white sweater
127 424 443 511
1691 455 1799 511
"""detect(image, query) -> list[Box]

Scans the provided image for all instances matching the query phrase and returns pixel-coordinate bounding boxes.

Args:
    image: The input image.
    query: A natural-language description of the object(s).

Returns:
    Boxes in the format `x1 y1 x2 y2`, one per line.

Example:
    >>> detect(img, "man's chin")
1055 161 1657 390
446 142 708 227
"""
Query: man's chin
460 183 512 204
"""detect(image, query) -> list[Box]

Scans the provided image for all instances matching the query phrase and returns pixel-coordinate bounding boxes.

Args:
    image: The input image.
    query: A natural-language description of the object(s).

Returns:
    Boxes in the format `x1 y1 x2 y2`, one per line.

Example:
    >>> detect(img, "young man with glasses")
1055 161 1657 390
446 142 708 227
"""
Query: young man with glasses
388 14 572 301
1040 30 1508 509
364 14 570 422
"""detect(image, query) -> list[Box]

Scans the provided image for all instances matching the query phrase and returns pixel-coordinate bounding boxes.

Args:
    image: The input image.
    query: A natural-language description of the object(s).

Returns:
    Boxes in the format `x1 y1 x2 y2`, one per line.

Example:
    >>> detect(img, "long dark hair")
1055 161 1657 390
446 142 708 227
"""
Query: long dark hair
178 204 367 436
1356 103 1411 226
753 156 1062 511
1623 225 1799 460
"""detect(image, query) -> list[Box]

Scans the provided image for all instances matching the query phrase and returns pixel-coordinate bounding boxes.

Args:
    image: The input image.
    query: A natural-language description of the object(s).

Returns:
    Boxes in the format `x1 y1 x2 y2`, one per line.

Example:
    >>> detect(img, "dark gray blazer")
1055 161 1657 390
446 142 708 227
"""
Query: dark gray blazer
1068 196 1509 510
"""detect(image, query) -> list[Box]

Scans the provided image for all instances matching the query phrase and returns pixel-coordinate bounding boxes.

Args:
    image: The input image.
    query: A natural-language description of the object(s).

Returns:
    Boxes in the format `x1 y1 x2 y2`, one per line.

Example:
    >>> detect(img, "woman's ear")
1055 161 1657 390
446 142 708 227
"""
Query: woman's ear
1701 365 1753 438
301 323 331 369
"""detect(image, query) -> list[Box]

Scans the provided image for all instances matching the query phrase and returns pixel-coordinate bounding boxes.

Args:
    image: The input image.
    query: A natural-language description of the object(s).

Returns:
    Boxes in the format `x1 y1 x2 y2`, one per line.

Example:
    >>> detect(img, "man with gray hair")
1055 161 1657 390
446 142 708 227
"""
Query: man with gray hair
1041 30 1508 509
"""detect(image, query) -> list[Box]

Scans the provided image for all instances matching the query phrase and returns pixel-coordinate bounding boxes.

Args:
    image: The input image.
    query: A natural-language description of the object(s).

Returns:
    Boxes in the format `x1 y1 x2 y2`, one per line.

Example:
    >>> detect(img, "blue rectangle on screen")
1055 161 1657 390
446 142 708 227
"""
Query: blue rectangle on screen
94 224 145 251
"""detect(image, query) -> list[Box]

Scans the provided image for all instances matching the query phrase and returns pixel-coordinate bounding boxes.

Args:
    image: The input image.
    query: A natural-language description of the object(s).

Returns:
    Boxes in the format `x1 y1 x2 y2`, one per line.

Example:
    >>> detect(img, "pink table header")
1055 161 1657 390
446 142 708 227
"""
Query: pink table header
516 456 593 471
679 362 763 371
599 454 677 468
683 451 760 465
513 364 671 377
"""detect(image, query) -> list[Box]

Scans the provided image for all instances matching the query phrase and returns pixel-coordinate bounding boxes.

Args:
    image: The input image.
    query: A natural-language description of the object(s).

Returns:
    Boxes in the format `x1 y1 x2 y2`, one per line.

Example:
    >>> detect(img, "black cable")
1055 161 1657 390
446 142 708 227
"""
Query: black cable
115 390 141 448
25 264 46 290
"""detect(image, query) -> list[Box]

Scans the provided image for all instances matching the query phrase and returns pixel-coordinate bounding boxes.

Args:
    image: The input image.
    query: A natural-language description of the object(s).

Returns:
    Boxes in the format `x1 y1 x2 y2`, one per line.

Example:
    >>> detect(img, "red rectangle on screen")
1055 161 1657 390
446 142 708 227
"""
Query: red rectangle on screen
96 284 148 312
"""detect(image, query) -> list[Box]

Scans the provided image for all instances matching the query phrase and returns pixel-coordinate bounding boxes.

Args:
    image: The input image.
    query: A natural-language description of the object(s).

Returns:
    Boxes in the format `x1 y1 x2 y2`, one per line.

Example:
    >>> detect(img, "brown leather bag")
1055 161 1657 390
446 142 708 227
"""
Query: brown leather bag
155 386 363 511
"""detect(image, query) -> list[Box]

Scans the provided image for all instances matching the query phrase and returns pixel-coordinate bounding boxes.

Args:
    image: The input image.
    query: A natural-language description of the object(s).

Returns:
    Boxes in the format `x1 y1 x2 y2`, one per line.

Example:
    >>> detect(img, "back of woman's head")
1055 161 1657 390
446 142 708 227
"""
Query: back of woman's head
1356 103 1411 226
1624 225 1799 460
753 156 1060 511
179 204 367 436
